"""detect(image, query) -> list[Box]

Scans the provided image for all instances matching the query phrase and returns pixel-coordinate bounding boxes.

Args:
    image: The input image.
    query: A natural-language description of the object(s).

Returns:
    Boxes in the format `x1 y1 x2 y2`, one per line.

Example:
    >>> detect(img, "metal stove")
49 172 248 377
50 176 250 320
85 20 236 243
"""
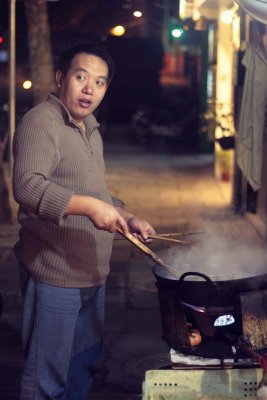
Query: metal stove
142 271 267 399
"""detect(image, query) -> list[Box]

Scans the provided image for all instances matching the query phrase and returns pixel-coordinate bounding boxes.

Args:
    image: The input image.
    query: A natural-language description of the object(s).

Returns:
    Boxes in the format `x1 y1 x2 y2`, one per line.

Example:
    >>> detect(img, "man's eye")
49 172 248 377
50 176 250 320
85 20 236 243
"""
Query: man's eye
96 80 105 87
77 75 86 81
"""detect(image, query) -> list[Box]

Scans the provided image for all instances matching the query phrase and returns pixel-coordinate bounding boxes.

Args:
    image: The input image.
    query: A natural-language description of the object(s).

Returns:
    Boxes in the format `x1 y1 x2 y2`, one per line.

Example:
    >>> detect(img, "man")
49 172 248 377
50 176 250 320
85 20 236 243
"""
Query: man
13 42 155 400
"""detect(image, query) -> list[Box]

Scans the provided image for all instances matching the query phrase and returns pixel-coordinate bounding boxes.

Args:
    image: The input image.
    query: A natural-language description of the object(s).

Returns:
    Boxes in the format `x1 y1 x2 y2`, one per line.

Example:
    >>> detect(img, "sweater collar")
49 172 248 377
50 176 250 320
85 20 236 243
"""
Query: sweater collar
47 93 100 133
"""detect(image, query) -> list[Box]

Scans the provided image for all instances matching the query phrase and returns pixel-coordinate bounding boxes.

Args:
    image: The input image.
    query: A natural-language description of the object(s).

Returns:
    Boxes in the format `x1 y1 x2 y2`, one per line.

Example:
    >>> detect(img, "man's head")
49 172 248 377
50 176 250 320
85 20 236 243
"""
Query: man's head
55 42 115 123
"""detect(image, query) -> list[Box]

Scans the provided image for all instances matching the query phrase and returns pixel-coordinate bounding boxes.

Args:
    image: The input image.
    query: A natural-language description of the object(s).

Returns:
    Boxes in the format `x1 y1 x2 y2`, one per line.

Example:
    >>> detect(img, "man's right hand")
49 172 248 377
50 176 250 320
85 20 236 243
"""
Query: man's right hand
65 194 129 234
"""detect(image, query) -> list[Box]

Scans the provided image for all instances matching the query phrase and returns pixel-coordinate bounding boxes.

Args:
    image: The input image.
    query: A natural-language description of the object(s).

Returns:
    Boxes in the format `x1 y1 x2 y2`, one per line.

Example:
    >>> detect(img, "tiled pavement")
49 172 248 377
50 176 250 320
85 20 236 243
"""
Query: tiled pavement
0 143 265 399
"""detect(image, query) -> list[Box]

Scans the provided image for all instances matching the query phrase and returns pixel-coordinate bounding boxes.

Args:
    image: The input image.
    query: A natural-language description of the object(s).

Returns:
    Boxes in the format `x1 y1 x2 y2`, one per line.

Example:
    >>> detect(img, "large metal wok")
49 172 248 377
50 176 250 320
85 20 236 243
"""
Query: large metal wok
118 230 267 355
153 264 267 307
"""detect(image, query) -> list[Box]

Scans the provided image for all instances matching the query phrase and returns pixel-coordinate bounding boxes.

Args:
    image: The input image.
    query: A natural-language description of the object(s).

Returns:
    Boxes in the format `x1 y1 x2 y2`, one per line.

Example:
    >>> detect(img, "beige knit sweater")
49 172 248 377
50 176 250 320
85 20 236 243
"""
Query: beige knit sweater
13 94 123 288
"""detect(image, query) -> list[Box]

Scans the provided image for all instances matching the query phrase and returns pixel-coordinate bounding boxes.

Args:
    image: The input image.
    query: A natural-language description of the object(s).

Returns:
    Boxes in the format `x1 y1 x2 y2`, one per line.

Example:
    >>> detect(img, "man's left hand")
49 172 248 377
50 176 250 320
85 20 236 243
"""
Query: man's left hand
127 216 156 244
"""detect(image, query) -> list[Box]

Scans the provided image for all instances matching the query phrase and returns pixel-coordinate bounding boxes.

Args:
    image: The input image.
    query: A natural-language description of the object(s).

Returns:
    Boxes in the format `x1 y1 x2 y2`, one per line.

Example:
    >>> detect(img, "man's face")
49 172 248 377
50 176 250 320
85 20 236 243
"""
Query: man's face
56 53 109 123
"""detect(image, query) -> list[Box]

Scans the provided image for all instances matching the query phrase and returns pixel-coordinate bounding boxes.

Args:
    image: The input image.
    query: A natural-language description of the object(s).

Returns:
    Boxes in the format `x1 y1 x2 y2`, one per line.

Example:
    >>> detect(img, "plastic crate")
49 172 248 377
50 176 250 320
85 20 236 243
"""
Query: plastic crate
142 368 262 399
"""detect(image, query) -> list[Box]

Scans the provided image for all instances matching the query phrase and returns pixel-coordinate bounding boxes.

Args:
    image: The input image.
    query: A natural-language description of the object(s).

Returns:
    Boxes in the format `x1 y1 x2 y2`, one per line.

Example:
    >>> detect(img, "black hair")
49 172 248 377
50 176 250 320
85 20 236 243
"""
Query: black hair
56 42 115 84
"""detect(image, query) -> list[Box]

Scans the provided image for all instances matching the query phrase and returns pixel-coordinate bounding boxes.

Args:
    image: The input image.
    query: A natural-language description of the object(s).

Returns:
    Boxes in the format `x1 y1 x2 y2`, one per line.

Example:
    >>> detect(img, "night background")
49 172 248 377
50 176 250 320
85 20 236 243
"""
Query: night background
1 0 204 151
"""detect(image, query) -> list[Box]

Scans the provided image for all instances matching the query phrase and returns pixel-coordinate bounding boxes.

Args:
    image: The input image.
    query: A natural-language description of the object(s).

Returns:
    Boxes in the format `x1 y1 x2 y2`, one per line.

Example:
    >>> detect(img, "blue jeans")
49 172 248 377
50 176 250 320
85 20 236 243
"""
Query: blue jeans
20 266 105 400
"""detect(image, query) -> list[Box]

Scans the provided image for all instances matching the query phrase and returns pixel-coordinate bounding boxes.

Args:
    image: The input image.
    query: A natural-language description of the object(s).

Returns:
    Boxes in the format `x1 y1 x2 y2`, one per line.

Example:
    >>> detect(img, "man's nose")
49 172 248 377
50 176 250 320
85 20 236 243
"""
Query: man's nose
83 81 93 95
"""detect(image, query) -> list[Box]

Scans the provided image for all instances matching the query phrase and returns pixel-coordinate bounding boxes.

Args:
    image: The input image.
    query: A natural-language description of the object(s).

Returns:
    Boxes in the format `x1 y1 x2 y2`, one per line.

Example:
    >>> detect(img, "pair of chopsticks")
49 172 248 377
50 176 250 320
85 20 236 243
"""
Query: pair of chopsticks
116 231 203 245
148 234 191 245
148 231 203 245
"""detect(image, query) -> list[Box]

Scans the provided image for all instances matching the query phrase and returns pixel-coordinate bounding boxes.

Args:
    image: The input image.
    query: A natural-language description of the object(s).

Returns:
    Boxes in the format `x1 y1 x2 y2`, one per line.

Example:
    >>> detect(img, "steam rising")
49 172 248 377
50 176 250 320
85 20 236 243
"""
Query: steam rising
156 224 267 281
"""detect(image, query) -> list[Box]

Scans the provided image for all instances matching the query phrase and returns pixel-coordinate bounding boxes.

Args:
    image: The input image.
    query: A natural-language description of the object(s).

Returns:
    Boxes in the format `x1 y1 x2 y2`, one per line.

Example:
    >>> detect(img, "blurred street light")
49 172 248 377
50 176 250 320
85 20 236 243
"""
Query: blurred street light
220 9 235 24
133 10 142 18
171 27 183 38
110 25 126 36
22 80 32 90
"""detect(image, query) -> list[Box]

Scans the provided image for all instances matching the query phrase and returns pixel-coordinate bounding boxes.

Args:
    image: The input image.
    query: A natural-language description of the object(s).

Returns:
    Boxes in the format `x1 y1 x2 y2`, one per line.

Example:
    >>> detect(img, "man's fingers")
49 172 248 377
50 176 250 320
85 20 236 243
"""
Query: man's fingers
116 217 129 236
139 230 148 241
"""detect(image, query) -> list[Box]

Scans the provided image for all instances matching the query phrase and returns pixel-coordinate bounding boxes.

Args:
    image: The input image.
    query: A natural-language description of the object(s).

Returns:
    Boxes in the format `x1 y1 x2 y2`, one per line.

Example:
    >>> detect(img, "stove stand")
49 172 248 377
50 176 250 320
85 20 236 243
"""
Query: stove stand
142 367 263 399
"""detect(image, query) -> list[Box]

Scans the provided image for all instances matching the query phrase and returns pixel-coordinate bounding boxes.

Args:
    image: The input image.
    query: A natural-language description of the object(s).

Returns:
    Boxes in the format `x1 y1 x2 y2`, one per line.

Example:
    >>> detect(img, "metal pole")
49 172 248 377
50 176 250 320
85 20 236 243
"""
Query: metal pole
9 0 16 174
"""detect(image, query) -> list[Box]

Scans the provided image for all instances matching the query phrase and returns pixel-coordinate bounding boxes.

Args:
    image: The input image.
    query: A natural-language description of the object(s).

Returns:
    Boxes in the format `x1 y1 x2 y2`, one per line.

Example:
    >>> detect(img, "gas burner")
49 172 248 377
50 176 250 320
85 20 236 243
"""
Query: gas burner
170 349 234 369
170 349 260 370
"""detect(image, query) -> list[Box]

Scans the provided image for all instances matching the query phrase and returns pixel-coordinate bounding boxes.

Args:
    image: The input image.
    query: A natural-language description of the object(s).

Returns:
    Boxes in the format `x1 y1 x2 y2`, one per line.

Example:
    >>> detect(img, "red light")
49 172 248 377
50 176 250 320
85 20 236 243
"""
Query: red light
0 37 3 44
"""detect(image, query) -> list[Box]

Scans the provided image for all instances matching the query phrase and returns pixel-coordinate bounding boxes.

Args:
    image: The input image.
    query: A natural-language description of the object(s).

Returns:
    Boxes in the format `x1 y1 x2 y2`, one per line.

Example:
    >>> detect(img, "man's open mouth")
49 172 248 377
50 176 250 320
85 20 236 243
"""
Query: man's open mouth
79 99 92 107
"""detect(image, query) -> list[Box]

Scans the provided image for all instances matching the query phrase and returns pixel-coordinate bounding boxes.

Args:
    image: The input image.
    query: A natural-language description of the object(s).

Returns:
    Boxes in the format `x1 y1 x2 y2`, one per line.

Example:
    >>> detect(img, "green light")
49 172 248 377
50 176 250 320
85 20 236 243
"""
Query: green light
171 28 183 38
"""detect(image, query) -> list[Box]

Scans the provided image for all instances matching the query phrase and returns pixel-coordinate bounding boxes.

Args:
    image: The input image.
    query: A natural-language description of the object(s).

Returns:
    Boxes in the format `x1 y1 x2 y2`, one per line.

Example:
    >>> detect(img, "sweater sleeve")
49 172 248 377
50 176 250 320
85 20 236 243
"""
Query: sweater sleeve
12 114 74 225
112 196 125 208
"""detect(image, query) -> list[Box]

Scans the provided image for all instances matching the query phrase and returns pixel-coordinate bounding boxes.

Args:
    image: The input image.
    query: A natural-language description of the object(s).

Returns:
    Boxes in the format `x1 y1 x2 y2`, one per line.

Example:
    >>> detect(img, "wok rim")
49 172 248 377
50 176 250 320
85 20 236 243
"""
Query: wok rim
152 264 267 282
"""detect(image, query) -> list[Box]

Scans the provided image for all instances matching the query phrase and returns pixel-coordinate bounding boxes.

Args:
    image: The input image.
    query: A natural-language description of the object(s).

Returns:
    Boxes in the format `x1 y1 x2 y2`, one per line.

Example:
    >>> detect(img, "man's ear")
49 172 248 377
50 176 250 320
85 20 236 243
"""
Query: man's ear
55 70 62 87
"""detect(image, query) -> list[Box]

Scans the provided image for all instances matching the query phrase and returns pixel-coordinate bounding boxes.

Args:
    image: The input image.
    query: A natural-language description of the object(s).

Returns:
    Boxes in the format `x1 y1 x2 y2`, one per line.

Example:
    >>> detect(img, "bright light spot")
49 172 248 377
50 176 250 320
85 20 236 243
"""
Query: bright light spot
133 10 142 17
192 9 201 21
0 37 3 44
110 25 125 37
23 80 32 90
220 9 234 24
171 28 183 38
214 315 235 326
179 0 186 20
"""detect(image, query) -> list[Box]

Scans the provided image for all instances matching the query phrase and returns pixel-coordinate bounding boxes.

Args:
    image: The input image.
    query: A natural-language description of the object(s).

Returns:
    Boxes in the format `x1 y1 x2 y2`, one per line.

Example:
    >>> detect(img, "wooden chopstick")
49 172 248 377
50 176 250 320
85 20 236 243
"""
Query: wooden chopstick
148 235 191 245
151 231 204 237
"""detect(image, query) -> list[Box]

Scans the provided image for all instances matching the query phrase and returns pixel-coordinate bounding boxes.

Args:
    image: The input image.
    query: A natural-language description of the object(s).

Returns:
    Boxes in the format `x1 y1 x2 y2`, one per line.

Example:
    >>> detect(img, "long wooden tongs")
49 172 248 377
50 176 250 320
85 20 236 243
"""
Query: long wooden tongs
116 228 181 279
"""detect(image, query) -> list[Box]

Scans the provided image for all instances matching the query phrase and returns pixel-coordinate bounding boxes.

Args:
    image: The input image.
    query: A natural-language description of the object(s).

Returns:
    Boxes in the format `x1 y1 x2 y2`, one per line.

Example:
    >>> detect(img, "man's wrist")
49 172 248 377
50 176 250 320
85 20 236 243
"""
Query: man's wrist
126 215 136 225
116 206 135 225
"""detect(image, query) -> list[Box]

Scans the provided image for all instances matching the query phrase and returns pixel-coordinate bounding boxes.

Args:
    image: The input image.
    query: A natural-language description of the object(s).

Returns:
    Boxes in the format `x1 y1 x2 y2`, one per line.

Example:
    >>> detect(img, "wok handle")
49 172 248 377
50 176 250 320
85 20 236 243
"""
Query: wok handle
116 229 181 279
179 272 213 283
179 272 218 289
